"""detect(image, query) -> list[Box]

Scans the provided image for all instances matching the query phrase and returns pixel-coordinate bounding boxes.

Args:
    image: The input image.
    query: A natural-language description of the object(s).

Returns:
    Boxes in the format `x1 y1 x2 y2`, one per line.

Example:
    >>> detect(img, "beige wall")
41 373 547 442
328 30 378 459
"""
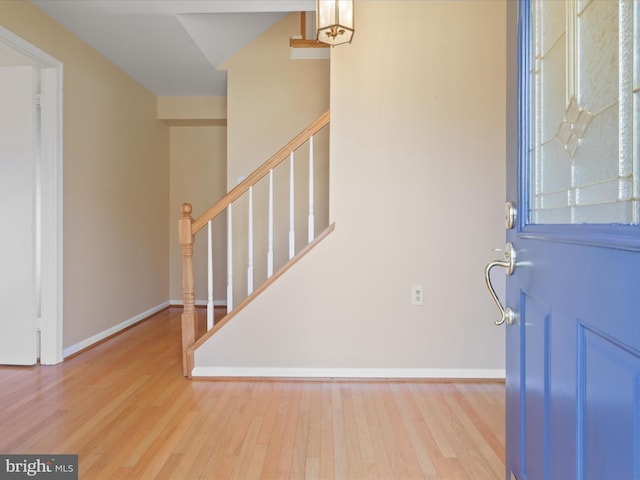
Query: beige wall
223 12 329 186
195 1 507 374
169 125 227 303
0 1 170 349
222 12 330 305
158 96 227 122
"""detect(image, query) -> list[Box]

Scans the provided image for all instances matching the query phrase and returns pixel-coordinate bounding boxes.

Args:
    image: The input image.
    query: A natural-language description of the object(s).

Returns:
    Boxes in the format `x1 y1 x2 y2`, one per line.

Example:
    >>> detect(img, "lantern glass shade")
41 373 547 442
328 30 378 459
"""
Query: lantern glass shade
316 0 354 46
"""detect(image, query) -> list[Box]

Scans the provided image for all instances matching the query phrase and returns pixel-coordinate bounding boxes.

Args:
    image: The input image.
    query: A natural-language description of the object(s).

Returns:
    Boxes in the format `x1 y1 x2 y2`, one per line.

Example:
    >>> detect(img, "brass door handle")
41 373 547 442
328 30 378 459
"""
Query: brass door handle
484 242 517 326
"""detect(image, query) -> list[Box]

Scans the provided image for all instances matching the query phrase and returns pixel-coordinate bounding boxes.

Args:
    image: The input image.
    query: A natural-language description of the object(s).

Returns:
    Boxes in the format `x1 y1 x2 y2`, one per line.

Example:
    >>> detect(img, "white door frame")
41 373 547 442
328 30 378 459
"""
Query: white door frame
0 26 63 364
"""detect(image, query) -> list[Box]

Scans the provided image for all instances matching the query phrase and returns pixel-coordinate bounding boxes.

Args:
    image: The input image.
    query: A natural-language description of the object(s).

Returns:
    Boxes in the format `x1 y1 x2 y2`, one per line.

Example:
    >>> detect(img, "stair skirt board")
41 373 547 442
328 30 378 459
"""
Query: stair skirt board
62 301 170 358
191 367 506 380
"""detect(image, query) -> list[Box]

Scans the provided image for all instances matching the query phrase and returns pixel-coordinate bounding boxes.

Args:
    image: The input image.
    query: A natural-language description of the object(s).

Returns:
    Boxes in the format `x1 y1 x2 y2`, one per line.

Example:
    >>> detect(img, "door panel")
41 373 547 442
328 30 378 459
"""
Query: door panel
505 1 640 478
521 293 549 480
0 65 38 365
510 237 640 479
582 327 640 479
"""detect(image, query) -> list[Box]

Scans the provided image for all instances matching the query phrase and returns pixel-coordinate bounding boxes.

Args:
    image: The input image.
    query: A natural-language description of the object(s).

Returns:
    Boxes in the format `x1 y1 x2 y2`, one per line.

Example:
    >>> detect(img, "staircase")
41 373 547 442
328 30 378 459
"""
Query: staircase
179 111 332 377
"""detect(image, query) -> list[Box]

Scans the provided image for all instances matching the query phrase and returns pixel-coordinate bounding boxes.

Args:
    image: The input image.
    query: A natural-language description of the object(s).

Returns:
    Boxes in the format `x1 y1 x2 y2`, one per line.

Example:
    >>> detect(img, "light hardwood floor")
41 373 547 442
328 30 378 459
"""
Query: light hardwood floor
0 307 505 479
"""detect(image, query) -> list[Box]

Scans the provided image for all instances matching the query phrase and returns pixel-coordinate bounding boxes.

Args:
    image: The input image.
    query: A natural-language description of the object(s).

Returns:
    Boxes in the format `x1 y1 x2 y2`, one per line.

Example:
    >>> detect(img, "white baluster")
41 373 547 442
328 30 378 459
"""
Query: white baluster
289 151 295 259
308 135 315 243
207 220 214 330
267 169 274 278
247 186 254 295
227 204 233 312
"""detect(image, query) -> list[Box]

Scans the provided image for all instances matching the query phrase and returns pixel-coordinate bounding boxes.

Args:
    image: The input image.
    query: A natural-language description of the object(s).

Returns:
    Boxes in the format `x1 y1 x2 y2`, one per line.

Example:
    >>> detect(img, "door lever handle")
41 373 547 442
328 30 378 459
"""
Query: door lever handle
484 242 517 326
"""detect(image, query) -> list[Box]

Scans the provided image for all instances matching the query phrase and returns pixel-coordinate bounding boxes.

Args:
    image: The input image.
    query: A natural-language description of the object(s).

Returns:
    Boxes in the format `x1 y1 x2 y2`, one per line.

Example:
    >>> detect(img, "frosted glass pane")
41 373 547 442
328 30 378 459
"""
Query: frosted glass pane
540 141 571 193
577 0 592 14
636 1 640 90
542 0 566 54
535 208 572 224
540 191 570 209
618 175 633 201
573 201 633 223
578 1 618 112
572 106 619 186
541 39 567 142
529 0 638 225
576 178 618 206
634 91 639 224
619 1 634 177
530 71 540 153
634 0 639 222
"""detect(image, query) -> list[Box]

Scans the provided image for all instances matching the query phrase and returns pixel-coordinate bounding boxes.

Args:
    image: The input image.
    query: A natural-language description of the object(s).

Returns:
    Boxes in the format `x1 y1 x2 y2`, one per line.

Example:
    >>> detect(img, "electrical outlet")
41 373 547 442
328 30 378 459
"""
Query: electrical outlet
412 285 424 306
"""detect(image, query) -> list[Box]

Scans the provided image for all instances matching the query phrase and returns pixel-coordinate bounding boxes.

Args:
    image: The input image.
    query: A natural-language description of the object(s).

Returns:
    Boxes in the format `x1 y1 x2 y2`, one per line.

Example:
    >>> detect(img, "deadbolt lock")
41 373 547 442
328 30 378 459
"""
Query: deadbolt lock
505 201 517 229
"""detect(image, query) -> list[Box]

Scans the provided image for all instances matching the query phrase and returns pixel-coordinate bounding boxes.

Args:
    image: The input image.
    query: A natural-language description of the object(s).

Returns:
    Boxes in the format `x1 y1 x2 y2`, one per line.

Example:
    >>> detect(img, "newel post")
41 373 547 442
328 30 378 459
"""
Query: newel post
179 203 198 377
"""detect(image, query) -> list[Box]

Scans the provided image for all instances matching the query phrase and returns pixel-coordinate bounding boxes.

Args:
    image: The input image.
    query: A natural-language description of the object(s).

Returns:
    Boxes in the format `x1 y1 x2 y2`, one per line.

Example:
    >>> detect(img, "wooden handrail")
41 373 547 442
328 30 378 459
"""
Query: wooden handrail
192 110 330 234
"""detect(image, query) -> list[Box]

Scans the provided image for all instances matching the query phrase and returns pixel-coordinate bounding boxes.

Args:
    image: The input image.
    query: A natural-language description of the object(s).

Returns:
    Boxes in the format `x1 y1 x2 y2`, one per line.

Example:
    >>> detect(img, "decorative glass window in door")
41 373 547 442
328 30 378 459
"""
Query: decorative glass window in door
529 0 639 224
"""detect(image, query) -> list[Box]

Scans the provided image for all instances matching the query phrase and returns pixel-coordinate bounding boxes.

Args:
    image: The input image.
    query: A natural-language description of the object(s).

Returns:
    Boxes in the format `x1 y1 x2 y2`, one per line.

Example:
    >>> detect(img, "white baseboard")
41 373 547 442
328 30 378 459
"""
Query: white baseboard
170 299 227 307
191 367 506 380
62 301 170 358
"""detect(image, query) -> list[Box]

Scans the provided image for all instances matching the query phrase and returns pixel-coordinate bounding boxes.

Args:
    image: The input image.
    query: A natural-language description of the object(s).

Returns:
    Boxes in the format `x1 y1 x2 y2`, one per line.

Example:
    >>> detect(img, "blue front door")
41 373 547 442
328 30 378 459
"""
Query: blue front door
504 1 640 479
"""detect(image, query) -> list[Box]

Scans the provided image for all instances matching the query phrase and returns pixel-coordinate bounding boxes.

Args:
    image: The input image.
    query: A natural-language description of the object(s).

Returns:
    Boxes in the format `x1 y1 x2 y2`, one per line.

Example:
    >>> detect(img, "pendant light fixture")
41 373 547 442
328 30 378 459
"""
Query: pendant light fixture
316 0 354 47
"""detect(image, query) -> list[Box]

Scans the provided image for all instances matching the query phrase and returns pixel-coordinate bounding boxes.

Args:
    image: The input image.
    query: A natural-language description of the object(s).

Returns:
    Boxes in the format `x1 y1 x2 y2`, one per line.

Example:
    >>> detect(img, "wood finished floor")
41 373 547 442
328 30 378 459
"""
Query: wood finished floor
0 307 505 479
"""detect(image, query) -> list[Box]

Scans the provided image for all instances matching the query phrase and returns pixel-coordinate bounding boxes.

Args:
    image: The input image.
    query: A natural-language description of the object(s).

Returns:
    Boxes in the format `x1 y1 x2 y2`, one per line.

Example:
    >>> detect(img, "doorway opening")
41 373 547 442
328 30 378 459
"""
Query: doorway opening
0 26 63 365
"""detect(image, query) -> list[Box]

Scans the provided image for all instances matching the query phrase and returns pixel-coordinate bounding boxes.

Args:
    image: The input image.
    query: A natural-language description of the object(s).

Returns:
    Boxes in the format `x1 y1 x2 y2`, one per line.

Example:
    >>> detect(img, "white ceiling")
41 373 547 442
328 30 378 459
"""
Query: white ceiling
30 0 316 96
